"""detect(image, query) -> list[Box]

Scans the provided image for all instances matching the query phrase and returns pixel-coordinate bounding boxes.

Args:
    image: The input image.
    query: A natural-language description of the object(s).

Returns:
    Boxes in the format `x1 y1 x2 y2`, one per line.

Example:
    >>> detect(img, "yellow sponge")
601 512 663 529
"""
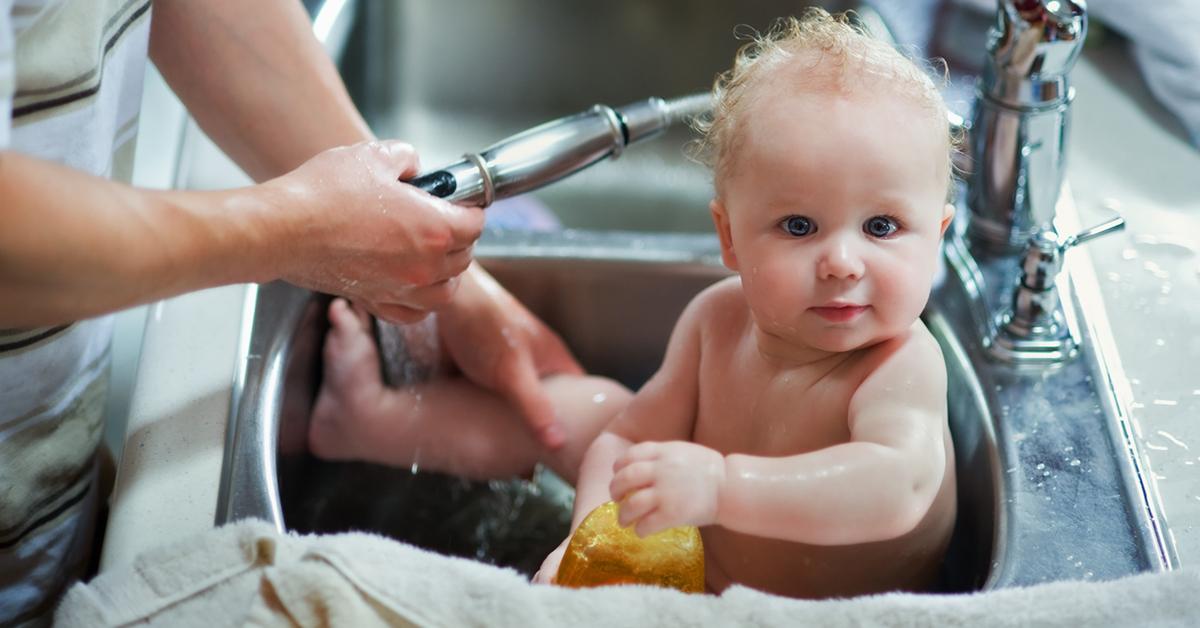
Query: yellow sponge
555 501 705 593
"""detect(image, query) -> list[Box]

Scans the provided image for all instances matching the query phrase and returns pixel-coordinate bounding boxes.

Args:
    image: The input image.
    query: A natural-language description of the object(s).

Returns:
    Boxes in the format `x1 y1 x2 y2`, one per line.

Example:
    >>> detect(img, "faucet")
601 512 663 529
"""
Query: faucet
406 94 711 208
965 0 1089 253
956 0 1127 363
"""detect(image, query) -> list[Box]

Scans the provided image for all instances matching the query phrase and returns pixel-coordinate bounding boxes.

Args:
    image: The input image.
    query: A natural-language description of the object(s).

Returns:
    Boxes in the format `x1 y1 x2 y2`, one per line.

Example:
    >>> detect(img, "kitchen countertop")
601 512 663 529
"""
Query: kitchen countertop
99 42 1200 572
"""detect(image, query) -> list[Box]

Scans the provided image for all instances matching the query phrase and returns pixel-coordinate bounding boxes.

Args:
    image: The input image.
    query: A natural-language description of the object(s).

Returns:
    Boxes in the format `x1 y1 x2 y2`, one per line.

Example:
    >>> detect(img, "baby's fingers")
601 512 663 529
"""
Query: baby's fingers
617 489 658 528
634 508 677 539
614 442 661 472
609 461 655 502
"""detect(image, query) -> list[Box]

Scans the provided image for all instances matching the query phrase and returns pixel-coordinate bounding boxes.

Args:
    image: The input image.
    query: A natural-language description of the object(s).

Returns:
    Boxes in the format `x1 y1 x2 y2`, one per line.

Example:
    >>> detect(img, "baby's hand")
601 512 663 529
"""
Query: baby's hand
609 441 726 537
533 538 569 585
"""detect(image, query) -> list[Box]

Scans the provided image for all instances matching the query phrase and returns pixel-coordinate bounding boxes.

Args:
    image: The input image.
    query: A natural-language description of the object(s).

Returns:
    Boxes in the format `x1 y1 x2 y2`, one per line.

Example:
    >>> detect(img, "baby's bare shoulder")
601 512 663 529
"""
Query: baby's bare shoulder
852 321 948 411
684 276 748 328
863 320 943 369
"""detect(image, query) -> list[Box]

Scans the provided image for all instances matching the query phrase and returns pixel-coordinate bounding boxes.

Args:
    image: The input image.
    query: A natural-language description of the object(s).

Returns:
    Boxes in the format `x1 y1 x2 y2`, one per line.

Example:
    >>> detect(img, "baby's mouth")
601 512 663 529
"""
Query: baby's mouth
809 304 869 323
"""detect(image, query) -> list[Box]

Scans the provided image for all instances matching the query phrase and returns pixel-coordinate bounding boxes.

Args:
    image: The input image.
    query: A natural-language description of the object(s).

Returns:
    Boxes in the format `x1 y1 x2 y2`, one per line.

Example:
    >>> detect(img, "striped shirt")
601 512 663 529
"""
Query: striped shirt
0 0 150 625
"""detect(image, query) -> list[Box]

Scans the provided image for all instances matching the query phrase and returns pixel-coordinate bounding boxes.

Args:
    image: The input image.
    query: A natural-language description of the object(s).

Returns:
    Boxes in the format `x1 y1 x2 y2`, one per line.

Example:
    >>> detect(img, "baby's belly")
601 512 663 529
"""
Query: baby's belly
703 489 956 598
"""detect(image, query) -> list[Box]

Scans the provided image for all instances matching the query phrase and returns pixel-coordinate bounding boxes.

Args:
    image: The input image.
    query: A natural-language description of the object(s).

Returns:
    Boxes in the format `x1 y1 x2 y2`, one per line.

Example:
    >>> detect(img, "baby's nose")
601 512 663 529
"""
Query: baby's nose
816 238 865 280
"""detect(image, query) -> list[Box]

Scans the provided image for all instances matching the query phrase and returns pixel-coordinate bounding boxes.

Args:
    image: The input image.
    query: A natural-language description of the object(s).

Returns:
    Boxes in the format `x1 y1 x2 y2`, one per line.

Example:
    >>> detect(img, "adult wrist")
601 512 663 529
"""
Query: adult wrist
229 181 308 285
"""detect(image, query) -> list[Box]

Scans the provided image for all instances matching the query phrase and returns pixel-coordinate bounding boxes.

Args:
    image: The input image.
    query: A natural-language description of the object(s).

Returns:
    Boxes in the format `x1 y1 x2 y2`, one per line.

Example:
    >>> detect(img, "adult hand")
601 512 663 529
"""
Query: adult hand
609 441 727 537
437 263 584 448
263 140 485 323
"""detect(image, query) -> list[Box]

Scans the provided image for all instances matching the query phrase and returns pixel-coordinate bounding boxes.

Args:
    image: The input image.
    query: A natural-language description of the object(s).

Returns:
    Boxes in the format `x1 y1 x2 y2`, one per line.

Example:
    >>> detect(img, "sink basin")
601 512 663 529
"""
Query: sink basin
216 229 1169 592
213 0 1169 596
219 231 998 591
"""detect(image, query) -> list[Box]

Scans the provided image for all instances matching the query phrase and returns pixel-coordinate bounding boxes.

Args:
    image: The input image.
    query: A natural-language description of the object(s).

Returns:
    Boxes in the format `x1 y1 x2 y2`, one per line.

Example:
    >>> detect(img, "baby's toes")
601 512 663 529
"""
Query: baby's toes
323 303 382 386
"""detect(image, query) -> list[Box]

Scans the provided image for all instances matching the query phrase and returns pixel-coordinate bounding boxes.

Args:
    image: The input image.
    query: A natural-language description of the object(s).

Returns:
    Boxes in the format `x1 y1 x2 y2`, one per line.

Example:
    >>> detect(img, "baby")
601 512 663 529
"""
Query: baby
535 10 958 598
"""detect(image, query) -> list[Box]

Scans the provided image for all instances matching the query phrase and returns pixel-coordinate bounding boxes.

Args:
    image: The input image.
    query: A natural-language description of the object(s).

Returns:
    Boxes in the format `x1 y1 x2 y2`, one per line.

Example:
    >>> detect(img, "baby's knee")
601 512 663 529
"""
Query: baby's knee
546 375 632 412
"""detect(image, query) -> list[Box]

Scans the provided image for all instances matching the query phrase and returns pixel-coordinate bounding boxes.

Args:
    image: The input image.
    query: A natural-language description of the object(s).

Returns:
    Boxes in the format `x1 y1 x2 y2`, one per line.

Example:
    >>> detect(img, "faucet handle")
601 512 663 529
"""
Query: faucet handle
991 214 1124 363
1019 217 1125 292
1061 215 1125 249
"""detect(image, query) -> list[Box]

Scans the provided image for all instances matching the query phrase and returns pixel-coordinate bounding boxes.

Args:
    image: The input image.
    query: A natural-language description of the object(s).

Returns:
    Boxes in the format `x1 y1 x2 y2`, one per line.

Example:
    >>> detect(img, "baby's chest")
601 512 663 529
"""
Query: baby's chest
694 368 854 456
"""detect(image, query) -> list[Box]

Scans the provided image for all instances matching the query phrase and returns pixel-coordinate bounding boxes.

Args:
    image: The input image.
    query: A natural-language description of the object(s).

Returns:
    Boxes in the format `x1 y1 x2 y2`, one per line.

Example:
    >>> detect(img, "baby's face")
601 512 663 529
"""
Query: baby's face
711 86 953 354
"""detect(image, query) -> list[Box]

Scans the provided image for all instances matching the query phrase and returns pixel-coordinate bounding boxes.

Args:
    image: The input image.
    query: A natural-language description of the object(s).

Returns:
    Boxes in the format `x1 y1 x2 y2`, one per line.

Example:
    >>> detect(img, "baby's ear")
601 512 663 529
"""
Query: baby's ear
710 199 739 271
939 203 956 237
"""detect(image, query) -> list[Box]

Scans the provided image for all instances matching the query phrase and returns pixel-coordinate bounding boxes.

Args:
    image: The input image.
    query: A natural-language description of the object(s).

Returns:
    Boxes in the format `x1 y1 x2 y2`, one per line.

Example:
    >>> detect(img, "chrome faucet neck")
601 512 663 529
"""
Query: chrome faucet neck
965 0 1088 255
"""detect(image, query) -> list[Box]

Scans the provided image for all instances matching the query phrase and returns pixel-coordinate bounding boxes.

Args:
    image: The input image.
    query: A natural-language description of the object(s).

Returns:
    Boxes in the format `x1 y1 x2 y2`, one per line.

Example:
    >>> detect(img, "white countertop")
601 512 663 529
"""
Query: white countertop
99 43 1200 572
1067 43 1200 563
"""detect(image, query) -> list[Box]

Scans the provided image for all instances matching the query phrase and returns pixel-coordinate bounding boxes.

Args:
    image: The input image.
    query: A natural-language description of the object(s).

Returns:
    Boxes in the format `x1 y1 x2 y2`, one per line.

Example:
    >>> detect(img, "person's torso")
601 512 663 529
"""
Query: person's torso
692 279 957 598
1 0 151 623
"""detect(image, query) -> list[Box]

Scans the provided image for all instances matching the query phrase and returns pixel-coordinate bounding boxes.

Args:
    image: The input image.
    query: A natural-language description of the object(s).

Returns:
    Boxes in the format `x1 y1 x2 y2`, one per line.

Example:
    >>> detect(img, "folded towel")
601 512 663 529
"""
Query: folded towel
56 519 1199 628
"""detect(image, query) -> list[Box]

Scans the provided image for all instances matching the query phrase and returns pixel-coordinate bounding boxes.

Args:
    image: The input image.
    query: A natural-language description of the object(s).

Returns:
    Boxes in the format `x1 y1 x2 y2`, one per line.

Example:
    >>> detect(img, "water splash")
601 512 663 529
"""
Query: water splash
368 315 573 576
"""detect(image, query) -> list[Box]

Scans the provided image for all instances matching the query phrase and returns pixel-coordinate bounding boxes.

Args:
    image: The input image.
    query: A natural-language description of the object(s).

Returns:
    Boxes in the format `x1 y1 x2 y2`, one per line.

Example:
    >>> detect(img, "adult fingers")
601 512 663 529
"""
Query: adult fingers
387 277 460 311
444 200 486 248
375 140 421 179
499 355 565 449
437 246 474 283
367 302 428 325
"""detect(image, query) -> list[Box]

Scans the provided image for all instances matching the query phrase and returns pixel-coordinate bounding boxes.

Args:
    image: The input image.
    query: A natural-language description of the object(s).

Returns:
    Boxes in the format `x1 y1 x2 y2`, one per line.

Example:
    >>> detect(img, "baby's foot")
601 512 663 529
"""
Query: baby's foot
309 298 386 460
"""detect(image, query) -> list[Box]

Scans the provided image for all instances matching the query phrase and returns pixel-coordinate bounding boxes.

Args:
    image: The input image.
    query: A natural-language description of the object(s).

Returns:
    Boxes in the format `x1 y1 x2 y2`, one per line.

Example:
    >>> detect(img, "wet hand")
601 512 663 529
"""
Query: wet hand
533 538 569 585
438 263 584 448
609 441 726 537
264 140 485 323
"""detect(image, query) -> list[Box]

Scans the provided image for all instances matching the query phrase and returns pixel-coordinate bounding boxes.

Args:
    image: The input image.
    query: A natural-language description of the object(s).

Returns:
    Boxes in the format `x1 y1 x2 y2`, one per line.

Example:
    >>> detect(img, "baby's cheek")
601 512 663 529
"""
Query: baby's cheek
877 259 934 325
749 269 802 310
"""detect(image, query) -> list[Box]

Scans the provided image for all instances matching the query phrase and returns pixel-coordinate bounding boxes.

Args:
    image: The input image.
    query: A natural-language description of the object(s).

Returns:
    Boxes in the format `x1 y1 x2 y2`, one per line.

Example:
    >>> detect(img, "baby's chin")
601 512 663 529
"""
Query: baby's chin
779 322 904 354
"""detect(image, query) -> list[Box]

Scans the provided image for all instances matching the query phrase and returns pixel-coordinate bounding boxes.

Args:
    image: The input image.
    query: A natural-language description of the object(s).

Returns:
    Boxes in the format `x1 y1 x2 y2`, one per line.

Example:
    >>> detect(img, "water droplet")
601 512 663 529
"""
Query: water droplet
1156 430 1189 449
1036 462 1046 470
1070 459 1081 466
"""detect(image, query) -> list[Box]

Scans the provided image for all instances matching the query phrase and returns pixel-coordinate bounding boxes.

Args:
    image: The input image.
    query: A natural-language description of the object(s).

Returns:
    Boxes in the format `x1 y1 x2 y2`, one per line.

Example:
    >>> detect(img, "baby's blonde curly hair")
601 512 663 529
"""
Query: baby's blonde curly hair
691 8 956 198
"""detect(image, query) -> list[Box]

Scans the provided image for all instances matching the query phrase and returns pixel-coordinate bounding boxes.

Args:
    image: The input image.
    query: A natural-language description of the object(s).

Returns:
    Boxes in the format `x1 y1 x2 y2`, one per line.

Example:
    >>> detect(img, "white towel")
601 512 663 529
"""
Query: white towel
56 519 1200 628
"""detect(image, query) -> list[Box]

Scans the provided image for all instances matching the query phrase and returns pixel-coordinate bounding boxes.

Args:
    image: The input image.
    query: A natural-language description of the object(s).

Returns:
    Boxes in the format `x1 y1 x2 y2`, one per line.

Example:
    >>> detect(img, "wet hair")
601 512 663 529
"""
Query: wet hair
690 8 959 200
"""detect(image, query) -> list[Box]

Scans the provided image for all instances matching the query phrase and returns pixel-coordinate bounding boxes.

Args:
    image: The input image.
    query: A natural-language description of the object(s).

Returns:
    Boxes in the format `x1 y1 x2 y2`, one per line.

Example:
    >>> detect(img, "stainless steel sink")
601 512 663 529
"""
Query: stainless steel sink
217 227 1166 592
218 232 997 590
214 0 1169 594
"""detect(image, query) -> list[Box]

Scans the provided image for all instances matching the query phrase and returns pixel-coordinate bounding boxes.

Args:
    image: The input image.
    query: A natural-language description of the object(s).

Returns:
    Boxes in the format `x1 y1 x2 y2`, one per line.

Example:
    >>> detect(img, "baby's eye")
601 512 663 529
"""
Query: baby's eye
864 215 900 238
781 215 815 237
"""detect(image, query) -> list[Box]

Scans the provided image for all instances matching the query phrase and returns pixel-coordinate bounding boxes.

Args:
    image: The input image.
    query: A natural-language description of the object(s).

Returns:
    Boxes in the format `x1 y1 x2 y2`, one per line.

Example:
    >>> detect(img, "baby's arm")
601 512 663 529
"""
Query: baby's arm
570 294 708 530
534 291 708 582
715 327 949 545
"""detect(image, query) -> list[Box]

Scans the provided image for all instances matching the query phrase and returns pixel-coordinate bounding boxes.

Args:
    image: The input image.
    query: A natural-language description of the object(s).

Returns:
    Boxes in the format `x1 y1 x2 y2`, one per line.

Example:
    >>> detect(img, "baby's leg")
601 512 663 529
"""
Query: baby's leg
309 299 630 482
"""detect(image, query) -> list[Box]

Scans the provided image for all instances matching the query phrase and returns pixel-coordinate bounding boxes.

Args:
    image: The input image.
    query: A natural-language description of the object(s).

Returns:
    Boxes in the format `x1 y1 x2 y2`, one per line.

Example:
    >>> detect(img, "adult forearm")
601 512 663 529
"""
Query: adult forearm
149 0 372 181
0 152 280 326
717 442 941 545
